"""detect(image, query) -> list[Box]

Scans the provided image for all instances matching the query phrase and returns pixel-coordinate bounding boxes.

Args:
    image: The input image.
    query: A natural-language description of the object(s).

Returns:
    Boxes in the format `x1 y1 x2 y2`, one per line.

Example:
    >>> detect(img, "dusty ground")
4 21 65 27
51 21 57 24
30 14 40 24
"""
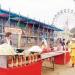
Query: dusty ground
42 61 75 75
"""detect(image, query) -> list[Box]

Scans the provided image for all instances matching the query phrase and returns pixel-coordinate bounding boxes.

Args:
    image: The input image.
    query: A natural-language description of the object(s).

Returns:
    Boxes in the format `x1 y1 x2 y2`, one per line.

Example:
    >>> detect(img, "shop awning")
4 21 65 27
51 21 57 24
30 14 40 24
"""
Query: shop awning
50 24 63 31
0 9 63 31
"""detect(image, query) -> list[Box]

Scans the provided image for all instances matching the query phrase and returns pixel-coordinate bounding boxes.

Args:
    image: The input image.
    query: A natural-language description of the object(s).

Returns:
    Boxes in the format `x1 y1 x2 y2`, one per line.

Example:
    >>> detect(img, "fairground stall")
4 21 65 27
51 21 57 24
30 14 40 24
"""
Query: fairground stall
0 9 70 75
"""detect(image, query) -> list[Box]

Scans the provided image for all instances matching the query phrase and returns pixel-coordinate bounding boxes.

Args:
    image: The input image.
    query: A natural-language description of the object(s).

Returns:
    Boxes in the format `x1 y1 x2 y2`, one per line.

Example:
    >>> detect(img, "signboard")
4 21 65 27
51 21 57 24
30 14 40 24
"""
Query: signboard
4 27 22 34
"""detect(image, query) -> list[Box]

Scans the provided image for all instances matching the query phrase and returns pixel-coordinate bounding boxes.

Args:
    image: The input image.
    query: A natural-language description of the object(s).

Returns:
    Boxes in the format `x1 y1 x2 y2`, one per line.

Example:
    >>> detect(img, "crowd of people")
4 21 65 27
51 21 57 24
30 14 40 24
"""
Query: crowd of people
41 37 75 67
56 38 75 67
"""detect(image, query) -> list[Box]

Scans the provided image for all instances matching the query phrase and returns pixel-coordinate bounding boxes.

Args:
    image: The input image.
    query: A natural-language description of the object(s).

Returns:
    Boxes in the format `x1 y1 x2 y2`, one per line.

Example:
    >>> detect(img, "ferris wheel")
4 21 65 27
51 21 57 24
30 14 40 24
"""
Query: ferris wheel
52 9 75 39
52 9 75 30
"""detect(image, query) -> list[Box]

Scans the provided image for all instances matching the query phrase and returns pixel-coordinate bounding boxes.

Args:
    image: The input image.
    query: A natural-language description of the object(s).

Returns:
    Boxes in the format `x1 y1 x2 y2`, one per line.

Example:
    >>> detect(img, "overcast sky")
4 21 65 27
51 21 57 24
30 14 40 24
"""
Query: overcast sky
0 0 75 29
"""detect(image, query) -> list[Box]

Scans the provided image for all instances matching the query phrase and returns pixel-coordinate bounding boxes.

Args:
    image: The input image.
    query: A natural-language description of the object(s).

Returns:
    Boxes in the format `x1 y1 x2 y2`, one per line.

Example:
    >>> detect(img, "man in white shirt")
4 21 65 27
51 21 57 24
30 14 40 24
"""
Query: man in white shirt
1 32 12 45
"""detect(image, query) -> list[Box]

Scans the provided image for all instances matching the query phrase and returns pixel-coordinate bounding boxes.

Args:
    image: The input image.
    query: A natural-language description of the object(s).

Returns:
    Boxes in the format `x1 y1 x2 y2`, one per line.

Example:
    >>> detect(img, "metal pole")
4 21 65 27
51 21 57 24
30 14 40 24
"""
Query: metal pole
8 8 11 27
18 12 20 26
17 12 21 48
38 19 40 45
32 22 34 36
16 12 21 29
0 4 1 9
2 19 3 34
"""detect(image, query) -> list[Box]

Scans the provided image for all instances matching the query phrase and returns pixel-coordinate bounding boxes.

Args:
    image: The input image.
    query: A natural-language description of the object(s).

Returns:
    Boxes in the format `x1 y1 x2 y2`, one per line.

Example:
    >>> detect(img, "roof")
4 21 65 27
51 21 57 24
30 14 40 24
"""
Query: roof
0 9 63 31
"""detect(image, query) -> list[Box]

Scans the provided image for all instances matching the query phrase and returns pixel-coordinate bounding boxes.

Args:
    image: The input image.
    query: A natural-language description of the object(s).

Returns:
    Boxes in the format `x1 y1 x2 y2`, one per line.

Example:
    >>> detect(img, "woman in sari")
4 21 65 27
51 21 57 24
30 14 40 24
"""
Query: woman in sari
70 38 75 67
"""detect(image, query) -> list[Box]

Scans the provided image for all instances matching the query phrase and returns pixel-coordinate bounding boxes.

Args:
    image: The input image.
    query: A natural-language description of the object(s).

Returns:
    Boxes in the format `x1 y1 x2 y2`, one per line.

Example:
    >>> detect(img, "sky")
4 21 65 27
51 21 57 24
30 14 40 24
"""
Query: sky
0 0 75 29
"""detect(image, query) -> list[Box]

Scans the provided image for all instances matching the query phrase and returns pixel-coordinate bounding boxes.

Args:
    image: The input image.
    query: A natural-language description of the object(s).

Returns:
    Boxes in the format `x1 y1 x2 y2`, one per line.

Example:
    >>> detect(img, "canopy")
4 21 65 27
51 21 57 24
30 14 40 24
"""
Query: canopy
0 9 63 31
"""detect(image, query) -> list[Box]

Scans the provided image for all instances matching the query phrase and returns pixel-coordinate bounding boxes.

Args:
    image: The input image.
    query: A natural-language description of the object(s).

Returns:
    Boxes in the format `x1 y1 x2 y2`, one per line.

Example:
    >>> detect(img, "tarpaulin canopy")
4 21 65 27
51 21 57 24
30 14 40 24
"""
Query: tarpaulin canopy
17 22 26 29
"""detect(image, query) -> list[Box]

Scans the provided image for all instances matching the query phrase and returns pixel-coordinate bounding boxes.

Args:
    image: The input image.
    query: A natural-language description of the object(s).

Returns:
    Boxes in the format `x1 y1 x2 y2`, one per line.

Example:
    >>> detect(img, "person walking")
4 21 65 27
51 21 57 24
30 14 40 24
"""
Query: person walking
61 39 66 50
70 38 75 67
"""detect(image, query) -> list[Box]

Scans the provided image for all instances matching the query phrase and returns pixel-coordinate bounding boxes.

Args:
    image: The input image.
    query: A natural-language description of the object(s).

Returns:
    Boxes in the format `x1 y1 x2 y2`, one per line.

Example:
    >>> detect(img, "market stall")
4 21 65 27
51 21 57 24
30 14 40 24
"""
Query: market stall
54 51 70 65
0 27 42 75
0 60 42 75
0 43 42 75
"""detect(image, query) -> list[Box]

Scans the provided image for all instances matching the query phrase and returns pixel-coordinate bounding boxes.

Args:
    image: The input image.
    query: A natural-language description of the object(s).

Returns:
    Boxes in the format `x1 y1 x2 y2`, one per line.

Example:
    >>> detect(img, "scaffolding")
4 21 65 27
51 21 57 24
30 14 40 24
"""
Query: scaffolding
0 9 62 49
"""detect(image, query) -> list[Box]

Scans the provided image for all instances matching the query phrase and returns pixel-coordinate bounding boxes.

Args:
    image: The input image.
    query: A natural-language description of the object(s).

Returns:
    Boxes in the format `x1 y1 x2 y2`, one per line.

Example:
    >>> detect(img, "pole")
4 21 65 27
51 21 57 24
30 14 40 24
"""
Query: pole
0 4 1 9
8 8 11 27
18 12 21 25
16 12 20 48
38 19 40 45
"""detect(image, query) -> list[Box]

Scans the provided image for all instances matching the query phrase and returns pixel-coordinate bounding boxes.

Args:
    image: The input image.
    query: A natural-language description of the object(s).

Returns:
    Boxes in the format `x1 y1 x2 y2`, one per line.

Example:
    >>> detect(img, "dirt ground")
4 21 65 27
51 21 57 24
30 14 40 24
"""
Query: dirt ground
42 61 75 75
